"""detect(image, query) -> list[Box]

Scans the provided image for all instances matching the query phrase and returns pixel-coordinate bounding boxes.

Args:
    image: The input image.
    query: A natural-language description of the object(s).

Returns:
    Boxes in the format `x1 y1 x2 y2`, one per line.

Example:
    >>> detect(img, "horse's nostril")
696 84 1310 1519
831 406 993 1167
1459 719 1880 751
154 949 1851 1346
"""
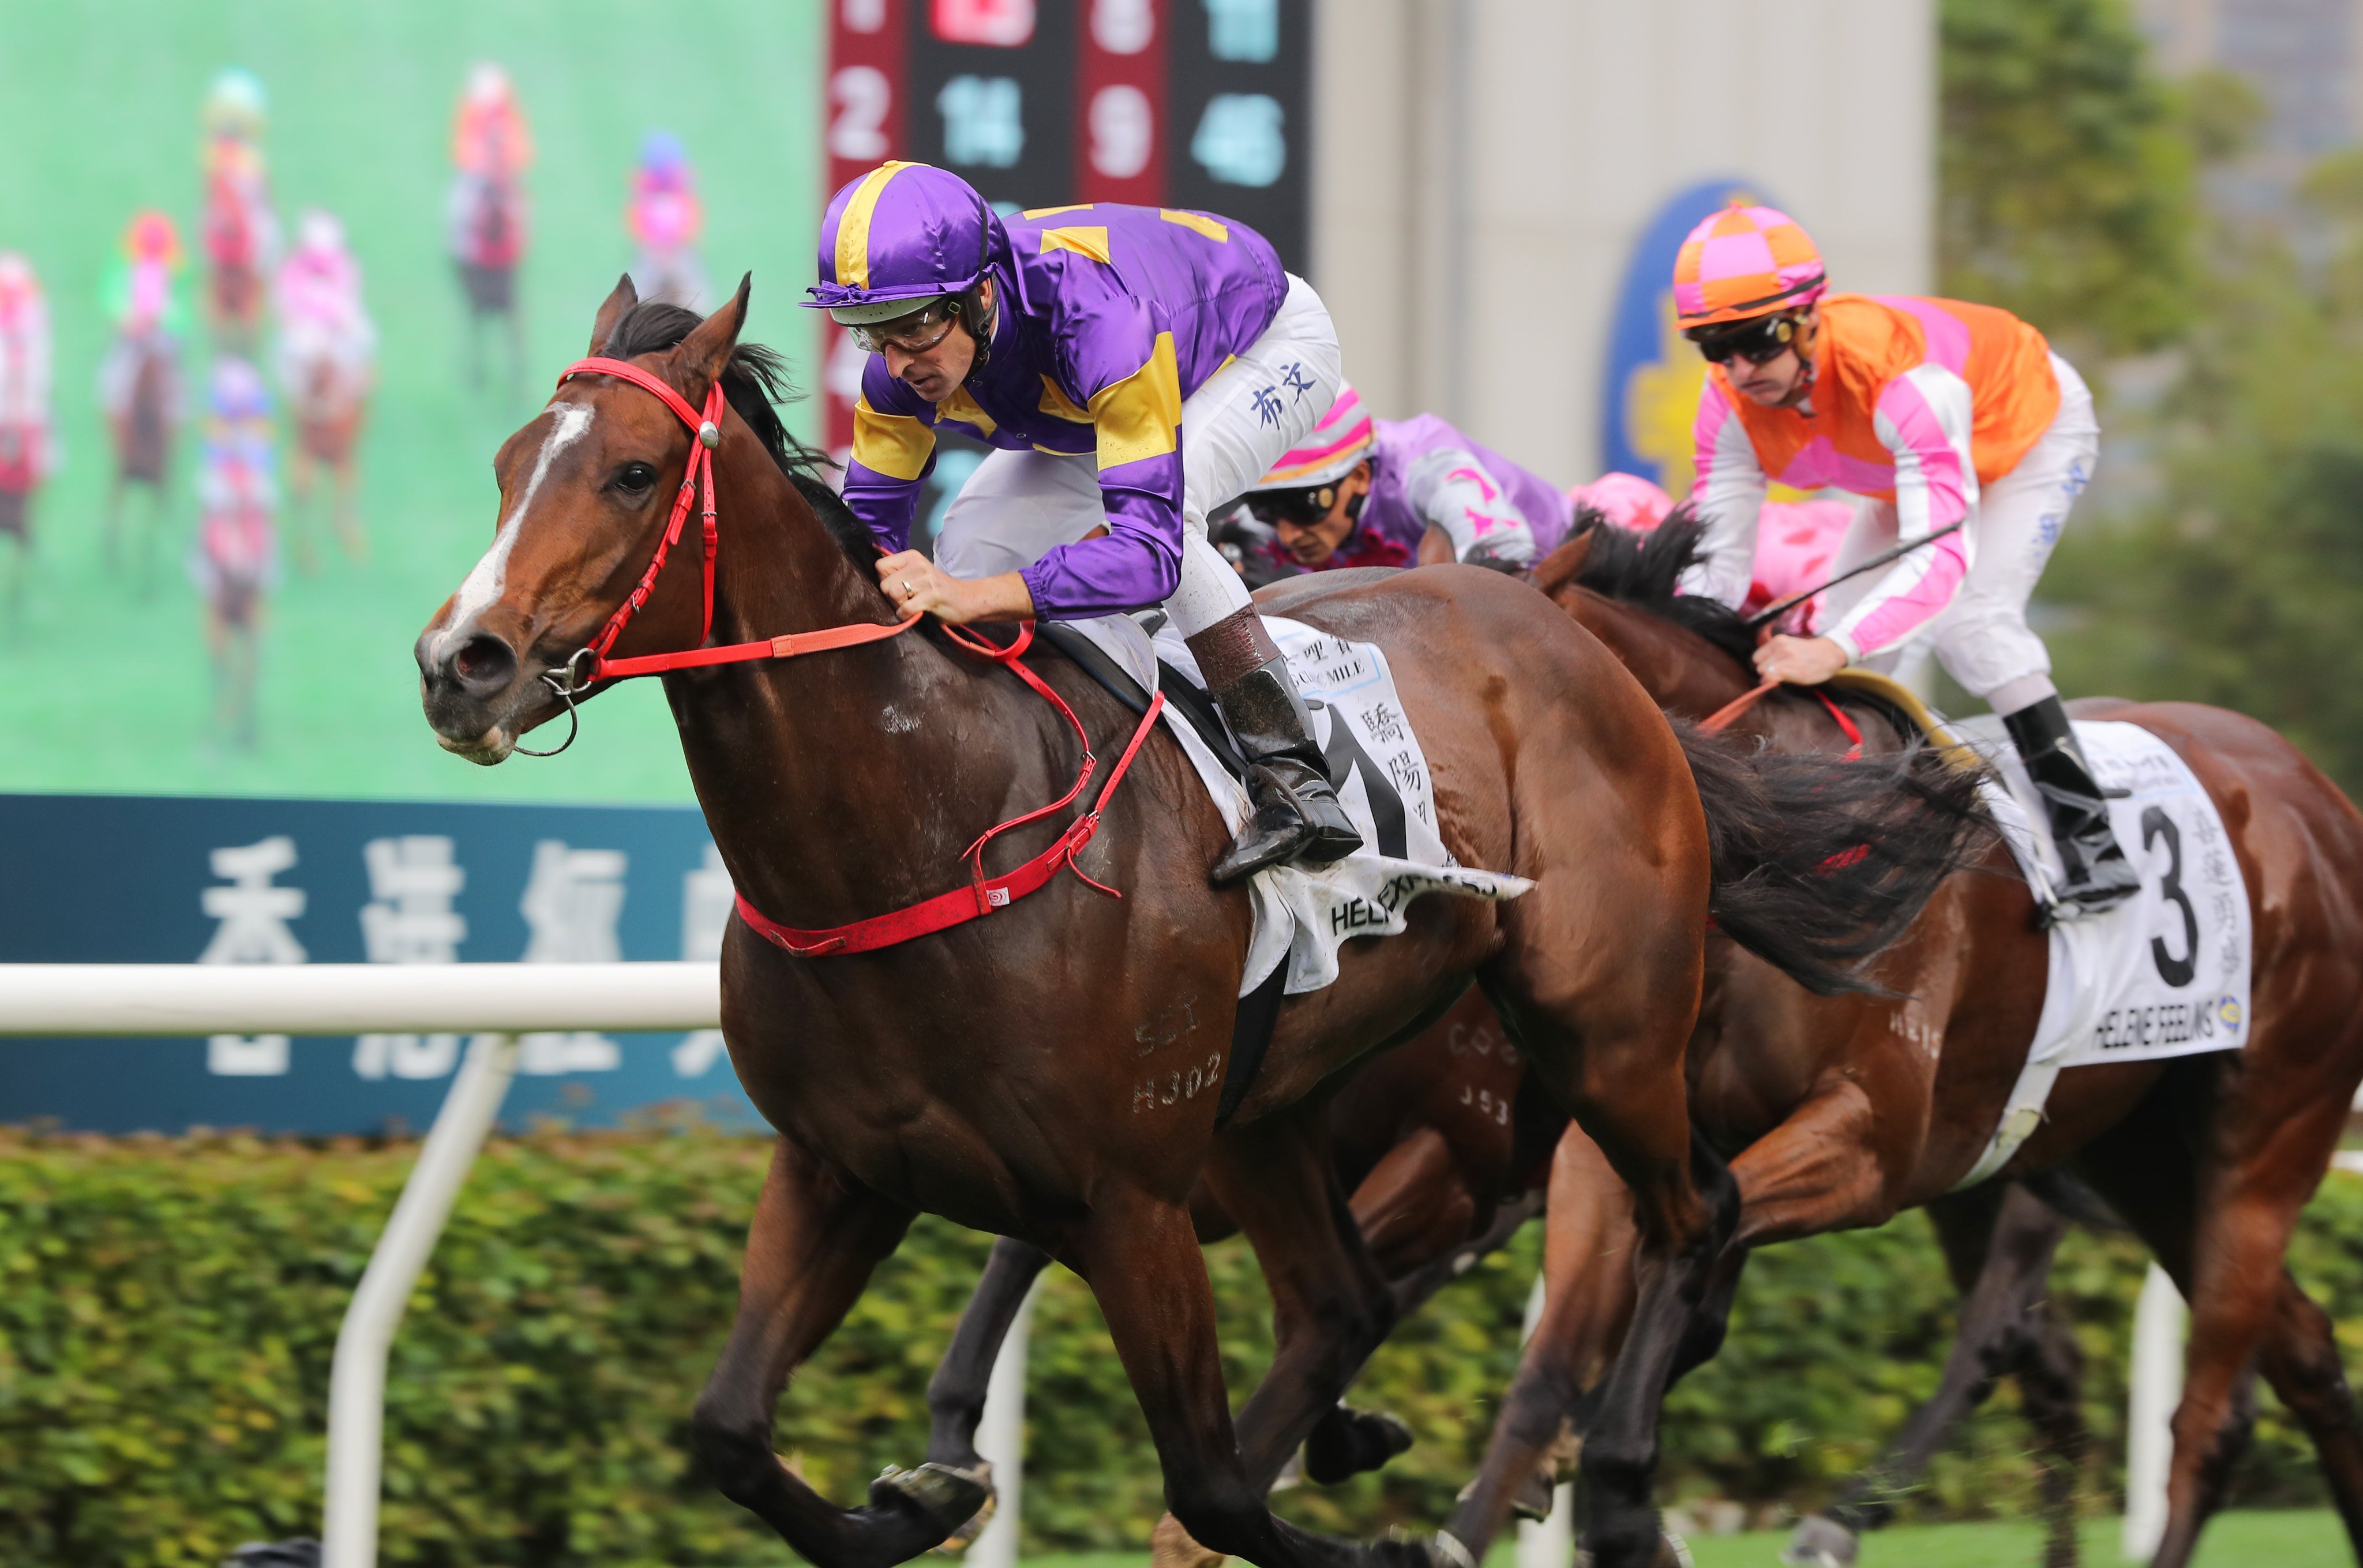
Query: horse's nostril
449 632 519 696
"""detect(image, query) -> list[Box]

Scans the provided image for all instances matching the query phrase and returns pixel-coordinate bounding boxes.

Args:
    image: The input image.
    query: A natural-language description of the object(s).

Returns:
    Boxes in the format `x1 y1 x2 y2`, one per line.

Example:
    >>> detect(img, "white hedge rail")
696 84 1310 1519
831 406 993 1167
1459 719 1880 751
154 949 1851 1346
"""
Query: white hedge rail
0 962 717 1568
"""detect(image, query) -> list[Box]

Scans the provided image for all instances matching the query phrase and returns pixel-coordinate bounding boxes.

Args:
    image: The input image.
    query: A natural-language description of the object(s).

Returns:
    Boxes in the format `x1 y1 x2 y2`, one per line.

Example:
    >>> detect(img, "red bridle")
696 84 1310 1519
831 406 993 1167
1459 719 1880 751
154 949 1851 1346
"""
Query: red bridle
552 355 925 684
533 354 1165 957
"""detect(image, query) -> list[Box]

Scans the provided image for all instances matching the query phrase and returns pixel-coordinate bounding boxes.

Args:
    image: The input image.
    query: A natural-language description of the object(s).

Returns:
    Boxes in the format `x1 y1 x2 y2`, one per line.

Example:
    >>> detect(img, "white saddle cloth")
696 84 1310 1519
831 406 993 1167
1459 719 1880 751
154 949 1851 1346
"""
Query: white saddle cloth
1063 614 1532 998
1952 718 2253 1187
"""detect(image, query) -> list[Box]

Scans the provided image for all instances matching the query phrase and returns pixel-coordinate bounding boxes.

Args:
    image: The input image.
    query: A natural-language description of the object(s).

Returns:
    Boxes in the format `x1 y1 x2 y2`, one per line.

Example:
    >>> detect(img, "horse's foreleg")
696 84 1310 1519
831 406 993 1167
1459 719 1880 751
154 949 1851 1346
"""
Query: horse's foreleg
1075 1184 1430 1568
1200 1105 1401 1495
1442 1119 1638 1561
921 1235 1052 1477
688 1135 974 1568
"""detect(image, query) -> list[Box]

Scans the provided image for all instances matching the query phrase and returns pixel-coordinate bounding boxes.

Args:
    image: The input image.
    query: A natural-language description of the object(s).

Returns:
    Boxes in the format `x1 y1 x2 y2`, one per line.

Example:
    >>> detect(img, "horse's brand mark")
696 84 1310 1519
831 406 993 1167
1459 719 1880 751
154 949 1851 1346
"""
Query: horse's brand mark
1132 1051 1222 1111
1134 993 1200 1055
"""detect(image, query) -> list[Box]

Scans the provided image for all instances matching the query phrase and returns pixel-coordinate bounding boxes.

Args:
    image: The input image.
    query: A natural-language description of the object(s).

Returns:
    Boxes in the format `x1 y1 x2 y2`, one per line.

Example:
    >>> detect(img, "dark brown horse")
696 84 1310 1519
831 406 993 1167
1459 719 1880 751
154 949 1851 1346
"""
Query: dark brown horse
1437 516 2363 1568
103 330 179 589
412 280 1979 1568
452 174 526 396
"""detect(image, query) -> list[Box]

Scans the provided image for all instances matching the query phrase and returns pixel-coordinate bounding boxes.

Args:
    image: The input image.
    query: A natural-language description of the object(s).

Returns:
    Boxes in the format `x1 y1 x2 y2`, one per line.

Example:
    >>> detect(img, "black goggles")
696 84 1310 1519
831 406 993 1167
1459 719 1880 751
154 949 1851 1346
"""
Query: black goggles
1245 486 1339 527
1687 312 1802 365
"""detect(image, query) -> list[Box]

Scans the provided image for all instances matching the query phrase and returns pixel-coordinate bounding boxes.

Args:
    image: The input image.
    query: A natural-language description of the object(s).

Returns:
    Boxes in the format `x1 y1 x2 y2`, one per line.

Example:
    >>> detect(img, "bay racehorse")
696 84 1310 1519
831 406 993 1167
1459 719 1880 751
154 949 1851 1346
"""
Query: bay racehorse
451 173 526 396
102 329 178 589
286 352 370 568
414 279 1983 1568
1435 515 2363 1568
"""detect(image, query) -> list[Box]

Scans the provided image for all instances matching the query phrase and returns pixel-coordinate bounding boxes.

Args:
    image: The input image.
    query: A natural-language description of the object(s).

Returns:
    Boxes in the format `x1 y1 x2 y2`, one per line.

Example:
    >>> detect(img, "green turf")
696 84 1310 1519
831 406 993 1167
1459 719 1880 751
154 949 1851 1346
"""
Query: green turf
993 1510 2347 1568
0 0 827 802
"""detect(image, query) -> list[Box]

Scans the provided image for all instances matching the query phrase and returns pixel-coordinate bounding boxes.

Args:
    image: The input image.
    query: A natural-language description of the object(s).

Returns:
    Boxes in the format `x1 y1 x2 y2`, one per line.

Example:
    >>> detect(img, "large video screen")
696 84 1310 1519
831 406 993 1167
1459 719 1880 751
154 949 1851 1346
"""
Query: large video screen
0 2 827 805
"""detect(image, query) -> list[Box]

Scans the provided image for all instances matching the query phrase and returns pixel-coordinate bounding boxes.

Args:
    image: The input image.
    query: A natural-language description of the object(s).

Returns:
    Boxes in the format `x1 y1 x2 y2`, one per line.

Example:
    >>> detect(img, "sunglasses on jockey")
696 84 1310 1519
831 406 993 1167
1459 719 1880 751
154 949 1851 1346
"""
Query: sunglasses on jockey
1685 310 1807 365
1245 480 1367 530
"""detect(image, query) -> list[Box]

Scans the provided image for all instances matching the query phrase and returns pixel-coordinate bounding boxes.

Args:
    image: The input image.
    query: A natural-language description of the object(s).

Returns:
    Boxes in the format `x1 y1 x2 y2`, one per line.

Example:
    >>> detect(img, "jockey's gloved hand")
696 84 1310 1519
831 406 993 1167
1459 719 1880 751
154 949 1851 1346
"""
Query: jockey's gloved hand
1462 532 1537 573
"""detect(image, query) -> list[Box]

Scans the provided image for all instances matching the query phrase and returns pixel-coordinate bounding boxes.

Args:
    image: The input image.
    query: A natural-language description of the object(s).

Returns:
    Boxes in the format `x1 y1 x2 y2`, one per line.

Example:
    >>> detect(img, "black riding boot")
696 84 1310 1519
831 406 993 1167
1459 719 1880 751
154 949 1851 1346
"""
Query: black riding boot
1189 608 1363 885
2001 694 2140 919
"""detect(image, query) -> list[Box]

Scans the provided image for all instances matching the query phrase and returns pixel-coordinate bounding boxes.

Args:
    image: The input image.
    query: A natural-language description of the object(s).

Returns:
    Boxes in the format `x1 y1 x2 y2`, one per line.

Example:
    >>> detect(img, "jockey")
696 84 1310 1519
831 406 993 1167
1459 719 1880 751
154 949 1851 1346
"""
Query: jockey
0 255 53 497
1236 384 1569 573
275 211 375 398
1568 471 1676 534
451 63 533 180
1674 201 2137 916
808 160 1361 882
627 130 706 306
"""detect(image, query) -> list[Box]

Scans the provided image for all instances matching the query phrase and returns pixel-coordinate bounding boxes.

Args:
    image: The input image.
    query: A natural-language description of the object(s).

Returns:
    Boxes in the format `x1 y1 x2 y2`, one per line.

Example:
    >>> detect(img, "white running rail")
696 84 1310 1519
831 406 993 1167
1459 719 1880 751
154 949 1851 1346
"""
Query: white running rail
0 962 720 1568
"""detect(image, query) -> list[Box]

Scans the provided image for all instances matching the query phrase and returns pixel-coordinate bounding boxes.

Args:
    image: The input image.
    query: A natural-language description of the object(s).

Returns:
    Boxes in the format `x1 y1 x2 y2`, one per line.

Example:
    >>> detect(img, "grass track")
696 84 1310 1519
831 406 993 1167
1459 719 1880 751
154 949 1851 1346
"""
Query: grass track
0 0 825 802
1004 1509 2345 1568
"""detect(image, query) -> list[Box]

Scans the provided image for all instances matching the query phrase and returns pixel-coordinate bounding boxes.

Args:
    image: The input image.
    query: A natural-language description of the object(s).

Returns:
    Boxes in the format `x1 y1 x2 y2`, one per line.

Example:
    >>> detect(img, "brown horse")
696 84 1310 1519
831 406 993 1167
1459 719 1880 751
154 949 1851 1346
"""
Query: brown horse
1436 516 2363 1568
452 174 526 397
103 329 179 589
919 986 1554 1532
286 352 369 568
412 280 1980 1568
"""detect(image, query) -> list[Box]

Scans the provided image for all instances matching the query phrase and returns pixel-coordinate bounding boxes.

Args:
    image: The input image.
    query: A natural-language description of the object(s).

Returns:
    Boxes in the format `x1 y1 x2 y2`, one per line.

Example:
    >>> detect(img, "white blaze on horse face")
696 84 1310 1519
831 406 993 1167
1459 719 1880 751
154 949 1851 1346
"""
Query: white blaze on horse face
444 402 596 650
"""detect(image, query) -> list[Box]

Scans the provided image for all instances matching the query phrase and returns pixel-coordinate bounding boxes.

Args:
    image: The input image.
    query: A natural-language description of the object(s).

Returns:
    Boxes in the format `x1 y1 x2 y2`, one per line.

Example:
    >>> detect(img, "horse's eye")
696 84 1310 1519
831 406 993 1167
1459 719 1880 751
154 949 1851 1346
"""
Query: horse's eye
614 462 659 495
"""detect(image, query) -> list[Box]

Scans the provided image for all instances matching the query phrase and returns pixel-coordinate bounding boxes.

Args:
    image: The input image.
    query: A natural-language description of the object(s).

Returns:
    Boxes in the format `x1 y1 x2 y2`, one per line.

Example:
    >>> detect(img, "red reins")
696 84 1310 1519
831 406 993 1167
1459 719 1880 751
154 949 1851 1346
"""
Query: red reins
1698 677 1863 762
546 355 1164 956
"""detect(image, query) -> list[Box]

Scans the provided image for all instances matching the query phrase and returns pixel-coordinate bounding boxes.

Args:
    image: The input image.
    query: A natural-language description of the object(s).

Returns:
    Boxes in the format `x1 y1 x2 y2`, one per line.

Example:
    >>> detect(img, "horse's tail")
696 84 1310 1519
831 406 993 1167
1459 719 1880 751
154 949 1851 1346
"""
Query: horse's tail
1678 721 1994 996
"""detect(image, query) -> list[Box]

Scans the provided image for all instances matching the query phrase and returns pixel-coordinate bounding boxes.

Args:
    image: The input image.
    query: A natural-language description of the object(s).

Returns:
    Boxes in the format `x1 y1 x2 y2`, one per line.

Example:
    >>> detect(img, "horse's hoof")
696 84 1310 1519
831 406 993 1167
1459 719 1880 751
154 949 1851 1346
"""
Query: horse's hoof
1510 1465 1559 1521
1304 1405 1416 1484
1781 1514 1857 1568
871 1462 991 1537
1150 1511 1227 1568
928 1461 997 1551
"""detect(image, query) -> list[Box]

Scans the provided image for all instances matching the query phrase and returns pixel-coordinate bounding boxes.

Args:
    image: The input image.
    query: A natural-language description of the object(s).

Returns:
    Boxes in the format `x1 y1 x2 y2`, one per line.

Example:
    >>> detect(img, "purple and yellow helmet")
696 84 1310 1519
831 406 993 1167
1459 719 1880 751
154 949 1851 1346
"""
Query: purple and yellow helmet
805 161 997 328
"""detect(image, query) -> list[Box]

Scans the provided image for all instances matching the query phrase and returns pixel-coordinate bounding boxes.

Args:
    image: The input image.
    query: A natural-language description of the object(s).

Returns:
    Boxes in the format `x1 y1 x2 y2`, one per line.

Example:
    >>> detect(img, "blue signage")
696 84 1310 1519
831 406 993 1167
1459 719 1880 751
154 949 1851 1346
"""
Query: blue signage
1599 177 1767 496
0 793 758 1135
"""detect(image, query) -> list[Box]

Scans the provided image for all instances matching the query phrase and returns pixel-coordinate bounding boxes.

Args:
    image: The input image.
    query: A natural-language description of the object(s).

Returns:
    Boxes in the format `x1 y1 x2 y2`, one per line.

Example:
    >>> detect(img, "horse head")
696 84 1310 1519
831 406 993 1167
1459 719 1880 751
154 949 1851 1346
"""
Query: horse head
416 272 759 763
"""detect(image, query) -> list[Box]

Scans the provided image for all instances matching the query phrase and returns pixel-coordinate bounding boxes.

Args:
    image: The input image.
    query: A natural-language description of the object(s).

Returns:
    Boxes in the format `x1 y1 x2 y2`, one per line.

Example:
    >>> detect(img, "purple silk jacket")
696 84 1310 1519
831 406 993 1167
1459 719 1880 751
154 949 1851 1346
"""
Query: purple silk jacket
842 203 1288 618
1356 415 1575 560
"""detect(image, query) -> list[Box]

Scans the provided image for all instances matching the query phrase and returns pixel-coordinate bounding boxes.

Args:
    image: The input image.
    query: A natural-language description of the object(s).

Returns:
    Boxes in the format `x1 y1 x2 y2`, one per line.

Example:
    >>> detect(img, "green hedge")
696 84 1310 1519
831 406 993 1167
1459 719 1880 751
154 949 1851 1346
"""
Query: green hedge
6 1127 2362 1566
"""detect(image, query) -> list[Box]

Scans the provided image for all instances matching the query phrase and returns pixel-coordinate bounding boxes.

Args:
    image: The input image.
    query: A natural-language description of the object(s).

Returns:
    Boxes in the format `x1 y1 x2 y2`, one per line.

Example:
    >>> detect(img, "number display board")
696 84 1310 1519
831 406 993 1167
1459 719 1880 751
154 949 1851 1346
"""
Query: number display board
821 0 1312 453
0 794 756 1136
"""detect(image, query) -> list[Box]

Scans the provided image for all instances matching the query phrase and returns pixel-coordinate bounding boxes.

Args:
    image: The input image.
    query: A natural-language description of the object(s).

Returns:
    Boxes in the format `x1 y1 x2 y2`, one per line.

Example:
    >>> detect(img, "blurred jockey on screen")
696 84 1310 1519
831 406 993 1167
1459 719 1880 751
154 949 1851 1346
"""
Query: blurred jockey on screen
807 161 1360 883
1236 385 1567 575
1675 201 2135 916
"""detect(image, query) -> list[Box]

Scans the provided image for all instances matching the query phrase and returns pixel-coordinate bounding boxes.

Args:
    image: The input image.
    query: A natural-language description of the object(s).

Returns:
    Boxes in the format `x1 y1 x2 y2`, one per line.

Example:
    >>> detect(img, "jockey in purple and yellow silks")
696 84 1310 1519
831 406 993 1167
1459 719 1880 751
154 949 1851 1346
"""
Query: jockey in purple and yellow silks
1236 384 1572 575
808 161 1360 883
1674 201 2136 916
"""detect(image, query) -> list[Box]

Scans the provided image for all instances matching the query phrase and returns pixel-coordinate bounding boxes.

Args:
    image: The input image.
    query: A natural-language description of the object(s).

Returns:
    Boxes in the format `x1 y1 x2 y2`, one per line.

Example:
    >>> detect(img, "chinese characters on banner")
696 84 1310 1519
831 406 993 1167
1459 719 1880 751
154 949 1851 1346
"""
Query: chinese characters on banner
820 0 1312 462
0 794 754 1135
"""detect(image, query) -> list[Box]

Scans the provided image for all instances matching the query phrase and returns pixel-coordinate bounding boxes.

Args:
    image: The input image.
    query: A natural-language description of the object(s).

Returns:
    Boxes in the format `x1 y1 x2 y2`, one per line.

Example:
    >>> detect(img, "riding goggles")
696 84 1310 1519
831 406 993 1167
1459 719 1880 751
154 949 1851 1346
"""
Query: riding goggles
1244 485 1342 528
847 299 962 355
1686 312 1803 365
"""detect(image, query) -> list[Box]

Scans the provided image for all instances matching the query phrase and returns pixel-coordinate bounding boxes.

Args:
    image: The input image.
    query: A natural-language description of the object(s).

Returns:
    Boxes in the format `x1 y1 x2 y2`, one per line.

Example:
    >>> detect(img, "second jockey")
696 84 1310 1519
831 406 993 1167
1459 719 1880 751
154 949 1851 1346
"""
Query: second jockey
1236 384 1570 573
1674 201 2137 916
808 161 1361 883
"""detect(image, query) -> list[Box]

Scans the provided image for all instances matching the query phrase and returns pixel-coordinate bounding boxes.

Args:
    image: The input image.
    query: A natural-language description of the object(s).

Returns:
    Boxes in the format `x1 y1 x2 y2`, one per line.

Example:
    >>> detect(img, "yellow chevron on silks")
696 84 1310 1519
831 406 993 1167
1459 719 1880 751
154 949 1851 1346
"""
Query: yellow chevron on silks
1038 375 1094 423
1160 209 1228 243
935 387 997 438
852 395 935 481
1023 204 1095 219
1040 226 1112 264
835 162 915 291
1090 333 1183 470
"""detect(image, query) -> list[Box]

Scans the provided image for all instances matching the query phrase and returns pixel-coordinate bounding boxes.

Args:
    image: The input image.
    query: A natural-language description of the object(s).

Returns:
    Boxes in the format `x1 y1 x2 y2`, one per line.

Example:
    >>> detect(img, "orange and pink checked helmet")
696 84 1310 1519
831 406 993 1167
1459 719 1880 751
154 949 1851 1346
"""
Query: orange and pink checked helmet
1671 202 1826 329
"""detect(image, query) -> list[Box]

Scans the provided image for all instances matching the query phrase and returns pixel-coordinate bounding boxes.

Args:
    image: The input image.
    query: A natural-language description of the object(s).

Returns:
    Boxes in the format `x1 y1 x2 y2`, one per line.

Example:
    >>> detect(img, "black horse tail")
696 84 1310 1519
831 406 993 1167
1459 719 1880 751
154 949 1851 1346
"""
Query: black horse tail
1678 721 1995 996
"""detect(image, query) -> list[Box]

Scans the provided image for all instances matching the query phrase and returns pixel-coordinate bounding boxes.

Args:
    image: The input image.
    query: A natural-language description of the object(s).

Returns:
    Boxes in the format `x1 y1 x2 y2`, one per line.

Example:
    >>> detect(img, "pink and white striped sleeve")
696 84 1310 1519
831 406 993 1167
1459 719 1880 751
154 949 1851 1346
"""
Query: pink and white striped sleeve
1678 377 1767 607
1826 365 1979 661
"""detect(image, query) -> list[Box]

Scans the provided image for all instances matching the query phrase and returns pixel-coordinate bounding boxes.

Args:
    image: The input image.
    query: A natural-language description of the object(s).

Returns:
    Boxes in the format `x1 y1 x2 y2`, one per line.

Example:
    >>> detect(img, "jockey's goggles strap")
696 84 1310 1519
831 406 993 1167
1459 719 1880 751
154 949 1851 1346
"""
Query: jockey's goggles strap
553 355 1166 958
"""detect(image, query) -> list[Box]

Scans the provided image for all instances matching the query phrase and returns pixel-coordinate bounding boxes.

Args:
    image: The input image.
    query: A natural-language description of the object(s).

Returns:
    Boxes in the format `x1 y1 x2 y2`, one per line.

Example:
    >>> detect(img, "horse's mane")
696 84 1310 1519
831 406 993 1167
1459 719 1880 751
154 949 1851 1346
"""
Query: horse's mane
1566 504 1758 671
600 301 871 564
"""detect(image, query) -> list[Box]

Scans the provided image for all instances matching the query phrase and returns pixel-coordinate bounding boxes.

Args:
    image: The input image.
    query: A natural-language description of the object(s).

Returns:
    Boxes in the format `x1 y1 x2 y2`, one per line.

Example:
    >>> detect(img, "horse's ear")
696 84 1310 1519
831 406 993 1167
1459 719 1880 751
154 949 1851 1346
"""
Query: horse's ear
675 274 753 397
1532 531 1596 597
588 274 638 355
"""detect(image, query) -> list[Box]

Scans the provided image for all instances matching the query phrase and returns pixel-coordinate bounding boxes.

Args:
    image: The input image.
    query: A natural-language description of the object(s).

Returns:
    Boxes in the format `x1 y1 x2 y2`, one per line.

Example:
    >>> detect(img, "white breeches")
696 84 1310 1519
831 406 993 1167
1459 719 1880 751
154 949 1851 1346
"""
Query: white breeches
1824 352 2099 714
933 272 1344 637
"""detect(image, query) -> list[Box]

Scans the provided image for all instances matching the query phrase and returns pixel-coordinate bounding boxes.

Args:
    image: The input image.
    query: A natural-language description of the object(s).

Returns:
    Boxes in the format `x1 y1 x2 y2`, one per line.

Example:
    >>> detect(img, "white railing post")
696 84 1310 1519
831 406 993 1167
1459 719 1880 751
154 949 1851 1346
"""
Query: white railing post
2124 1263 2187 1563
1516 1270 1574 1568
967 1274 1043 1568
324 1032 519 1568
